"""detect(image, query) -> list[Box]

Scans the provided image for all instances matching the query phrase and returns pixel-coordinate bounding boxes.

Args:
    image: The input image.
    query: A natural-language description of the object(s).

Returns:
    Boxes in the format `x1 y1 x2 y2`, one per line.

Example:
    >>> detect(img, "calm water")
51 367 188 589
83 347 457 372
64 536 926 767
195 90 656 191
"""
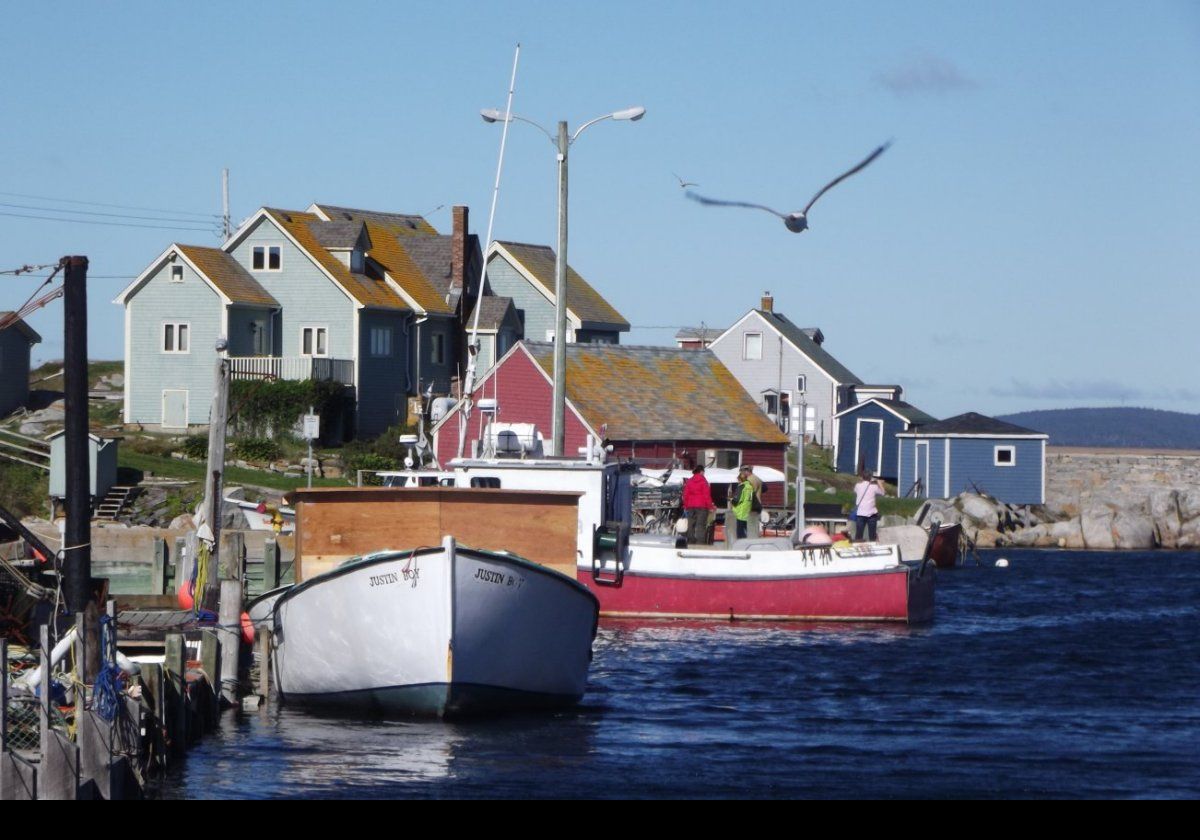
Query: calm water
157 549 1200 799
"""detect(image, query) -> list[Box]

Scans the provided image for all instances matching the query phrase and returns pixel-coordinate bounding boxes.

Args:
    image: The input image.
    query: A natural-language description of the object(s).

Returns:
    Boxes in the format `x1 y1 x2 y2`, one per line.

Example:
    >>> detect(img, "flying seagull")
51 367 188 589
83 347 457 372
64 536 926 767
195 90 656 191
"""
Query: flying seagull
686 141 891 233
673 172 699 189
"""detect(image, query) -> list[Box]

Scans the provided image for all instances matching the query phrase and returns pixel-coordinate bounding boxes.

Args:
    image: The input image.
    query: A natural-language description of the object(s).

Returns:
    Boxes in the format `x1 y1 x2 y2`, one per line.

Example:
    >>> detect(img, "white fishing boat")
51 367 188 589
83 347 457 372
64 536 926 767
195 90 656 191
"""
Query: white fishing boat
271 534 598 717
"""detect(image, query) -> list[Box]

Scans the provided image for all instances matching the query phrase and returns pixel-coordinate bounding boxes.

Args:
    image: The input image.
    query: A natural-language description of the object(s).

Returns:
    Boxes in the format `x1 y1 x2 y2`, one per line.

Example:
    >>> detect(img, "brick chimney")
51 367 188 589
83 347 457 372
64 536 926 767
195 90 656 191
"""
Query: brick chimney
451 205 468 293
761 291 774 312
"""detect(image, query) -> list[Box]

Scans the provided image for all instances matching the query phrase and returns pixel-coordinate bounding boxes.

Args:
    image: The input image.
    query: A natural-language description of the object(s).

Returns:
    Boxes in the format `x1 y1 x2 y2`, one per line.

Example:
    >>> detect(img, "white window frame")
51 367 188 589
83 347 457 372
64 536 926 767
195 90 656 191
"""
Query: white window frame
162 321 190 354
369 326 393 358
169 264 184 283
994 445 1016 467
252 244 283 272
796 374 807 394
431 333 445 365
743 332 762 360
300 325 329 357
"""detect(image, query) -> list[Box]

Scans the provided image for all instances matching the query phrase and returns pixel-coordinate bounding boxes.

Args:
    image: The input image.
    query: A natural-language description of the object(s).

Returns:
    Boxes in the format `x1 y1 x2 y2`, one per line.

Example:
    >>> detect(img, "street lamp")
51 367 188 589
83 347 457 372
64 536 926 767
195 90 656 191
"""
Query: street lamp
481 105 645 456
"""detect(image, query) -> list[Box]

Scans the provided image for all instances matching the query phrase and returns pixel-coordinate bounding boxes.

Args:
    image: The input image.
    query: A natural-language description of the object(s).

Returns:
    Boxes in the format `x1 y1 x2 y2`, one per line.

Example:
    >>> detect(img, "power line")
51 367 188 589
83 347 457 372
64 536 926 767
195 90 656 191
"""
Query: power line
0 210 219 233
0 200 224 226
0 189 220 219
0 262 61 276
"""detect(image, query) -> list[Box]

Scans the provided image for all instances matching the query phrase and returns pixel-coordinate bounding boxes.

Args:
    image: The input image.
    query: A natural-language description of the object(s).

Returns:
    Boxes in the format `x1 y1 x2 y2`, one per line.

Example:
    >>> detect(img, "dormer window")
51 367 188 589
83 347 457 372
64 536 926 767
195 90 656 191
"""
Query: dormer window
252 245 282 272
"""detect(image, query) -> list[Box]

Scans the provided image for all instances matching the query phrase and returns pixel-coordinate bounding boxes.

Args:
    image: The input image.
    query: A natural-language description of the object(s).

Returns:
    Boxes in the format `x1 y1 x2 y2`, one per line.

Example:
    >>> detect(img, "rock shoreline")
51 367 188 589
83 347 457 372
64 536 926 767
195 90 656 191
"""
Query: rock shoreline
908 490 1200 551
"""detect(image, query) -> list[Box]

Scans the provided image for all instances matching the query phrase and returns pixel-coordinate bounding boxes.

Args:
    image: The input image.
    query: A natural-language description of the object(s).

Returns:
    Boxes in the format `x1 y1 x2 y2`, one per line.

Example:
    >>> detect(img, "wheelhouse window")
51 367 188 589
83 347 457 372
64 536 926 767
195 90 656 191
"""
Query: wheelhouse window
252 245 282 272
163 322 190 353
301 326 328 357
743 332 762 360
994 446 1016 466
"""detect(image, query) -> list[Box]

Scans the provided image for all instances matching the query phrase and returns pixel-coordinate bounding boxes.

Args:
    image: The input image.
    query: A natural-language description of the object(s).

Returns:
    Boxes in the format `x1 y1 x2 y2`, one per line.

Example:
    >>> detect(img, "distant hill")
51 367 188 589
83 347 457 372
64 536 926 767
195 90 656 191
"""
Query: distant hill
996 407 1200 450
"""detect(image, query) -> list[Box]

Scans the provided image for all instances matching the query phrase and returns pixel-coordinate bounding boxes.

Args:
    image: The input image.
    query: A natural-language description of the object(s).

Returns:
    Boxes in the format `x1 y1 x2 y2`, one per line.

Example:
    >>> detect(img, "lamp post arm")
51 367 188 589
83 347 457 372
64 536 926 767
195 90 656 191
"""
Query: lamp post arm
571 113 615 144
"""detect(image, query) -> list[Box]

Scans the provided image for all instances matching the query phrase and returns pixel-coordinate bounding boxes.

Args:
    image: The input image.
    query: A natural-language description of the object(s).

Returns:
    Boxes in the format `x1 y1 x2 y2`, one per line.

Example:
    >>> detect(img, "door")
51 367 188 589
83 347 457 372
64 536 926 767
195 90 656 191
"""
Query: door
162 389 189 429
855 418 884 476
914 441 930 498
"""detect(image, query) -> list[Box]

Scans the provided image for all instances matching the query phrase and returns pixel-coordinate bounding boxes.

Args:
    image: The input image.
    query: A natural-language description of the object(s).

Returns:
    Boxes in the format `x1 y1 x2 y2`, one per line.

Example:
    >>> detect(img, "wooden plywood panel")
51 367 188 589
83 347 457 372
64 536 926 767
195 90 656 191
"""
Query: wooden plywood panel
292 488 581 581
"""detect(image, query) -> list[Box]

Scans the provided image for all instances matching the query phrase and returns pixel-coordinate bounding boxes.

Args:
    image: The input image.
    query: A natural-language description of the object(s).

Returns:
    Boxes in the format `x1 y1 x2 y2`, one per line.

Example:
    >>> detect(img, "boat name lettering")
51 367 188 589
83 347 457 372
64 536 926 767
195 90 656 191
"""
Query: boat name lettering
369 572 400 588
474 568 506 585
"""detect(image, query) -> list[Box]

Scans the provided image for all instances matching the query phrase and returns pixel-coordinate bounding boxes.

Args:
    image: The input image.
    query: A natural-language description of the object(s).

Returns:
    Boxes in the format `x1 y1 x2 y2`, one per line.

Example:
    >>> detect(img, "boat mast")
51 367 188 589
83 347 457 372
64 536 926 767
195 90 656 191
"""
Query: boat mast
457 44 521 459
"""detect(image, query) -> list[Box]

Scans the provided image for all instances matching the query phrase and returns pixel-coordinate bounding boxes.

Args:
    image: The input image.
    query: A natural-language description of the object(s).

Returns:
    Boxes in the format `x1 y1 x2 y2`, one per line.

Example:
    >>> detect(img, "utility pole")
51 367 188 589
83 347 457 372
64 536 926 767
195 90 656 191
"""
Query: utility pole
221 168 231 241
551 120 569 456
62 256 90 615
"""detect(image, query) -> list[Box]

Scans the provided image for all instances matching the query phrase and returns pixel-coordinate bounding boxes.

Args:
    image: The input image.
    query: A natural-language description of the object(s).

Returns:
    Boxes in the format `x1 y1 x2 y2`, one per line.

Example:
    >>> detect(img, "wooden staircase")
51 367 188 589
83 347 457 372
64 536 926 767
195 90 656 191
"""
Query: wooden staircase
94 485 138 520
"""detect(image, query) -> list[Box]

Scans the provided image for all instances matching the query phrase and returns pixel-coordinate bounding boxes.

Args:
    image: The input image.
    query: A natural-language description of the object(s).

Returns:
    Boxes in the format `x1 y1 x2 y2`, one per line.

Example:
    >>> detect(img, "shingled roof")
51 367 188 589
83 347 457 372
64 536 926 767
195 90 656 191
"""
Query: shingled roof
493 242 629 330
0 312 41 343
836 398 938 427
903 412 1046 437
310 204 437 237
523 342 788 443
757 310 862 384
306 220 368 250
467 296 516 331
177 246 278 307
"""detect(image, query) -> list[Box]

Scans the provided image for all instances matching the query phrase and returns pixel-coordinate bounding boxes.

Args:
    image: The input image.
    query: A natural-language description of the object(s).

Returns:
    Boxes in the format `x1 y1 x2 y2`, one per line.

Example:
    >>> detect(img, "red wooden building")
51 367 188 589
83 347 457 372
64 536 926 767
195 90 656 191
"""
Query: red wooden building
432 342 791 505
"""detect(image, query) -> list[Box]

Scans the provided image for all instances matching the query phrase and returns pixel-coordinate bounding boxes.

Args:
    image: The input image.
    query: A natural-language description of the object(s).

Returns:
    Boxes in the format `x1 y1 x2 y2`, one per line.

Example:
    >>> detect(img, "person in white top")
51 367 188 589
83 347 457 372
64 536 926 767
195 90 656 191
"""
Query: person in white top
853 471 887 541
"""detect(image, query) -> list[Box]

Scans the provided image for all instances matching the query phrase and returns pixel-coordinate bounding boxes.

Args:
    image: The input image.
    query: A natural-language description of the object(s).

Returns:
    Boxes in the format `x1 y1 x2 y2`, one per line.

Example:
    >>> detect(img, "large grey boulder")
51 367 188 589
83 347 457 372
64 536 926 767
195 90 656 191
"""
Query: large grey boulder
960 494 1001 529
879 524 930 563
1080 505 1116 550
1049 519 1085 549
1111 511 1156 549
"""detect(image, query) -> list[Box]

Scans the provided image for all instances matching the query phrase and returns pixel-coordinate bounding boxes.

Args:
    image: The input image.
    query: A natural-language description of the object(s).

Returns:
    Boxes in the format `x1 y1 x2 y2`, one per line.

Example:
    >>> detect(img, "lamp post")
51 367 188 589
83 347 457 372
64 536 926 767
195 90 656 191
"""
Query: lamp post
481 106 645 455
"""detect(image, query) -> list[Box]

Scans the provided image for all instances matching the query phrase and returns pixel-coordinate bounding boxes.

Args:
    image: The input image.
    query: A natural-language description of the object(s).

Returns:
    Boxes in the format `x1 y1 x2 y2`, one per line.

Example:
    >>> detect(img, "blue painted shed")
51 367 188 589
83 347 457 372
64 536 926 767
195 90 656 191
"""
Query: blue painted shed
834 399 936 482
48 431 120 501
896 412 1048 504
0 313 41 417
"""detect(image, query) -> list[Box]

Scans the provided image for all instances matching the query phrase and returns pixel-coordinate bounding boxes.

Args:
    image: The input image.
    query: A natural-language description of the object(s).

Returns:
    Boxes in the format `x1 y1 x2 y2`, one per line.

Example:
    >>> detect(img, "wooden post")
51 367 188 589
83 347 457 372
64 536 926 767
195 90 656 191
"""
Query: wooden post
163 634 186 759
173 536 187 594
257 626 271 700
0 637 7 755
199 629 221 729
724 496 735 549
62 256 92 614
79 601 101 686
138 664 165 771
152 538 168 595
264 537 280 590
217 579 242 706
219 530 245 582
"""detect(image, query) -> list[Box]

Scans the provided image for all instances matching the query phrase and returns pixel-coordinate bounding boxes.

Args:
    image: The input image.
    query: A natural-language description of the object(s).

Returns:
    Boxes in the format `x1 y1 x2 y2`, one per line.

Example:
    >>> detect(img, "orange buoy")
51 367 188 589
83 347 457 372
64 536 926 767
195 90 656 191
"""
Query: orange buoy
177 581 195 610
240 612 256 645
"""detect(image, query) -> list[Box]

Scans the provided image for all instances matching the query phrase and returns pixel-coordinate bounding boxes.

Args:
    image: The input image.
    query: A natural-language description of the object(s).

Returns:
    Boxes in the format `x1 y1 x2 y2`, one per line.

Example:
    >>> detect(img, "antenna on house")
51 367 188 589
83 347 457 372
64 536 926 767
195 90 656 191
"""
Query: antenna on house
457 43 521 459
221 168 231 241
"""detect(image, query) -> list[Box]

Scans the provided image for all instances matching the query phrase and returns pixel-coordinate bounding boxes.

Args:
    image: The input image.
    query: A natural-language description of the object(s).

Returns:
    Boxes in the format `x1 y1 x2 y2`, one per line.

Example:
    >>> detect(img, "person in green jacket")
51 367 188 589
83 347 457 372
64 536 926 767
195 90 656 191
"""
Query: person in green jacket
731 466 755 540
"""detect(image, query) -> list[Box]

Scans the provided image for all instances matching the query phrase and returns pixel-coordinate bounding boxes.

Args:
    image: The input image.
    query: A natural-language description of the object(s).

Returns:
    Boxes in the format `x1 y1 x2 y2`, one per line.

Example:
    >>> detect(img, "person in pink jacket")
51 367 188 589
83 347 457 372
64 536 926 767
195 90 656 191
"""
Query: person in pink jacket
682 464 716 545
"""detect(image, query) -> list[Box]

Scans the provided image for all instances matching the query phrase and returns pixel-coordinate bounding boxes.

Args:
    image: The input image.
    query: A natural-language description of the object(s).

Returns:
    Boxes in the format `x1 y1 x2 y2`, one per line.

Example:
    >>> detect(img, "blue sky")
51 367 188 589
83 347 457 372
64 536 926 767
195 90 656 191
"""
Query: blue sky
2 1 1197 420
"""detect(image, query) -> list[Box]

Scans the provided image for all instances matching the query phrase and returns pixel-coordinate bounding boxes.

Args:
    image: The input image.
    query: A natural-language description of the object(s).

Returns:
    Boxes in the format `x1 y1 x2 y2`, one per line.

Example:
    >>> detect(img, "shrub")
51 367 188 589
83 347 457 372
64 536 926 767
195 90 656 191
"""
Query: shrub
182 435 209 460
229 379 346 439
346 452 398 485
232 437 284 463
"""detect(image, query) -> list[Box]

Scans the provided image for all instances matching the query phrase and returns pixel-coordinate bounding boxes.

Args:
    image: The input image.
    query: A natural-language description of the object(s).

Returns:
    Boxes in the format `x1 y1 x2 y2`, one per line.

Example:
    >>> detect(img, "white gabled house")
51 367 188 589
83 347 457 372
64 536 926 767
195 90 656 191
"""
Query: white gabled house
707 294 864 447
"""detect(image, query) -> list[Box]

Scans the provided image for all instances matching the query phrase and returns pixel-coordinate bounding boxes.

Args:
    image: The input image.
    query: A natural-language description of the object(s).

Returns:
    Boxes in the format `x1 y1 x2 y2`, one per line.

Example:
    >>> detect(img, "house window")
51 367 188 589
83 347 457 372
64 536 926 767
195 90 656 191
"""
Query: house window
301 326 328 357
252 245 282 272
994 446 1016 467
162 322 189 353
431 333 445 365
796 374 807 394
743 332 762 360
170 264 184 283
370 327 392 357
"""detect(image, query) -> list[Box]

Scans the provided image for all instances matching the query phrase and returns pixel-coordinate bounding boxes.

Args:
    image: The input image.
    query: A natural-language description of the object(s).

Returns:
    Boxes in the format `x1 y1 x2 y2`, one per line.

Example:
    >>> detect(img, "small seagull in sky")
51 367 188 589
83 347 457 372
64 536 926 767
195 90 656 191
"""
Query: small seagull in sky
686 141 891 233
673 172 699 189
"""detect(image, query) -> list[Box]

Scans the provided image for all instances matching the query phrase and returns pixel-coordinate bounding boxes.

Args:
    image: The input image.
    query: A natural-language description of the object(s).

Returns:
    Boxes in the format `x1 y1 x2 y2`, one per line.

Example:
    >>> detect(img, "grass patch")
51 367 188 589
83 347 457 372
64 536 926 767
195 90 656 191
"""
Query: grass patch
118 450 346 491
0 461 49 518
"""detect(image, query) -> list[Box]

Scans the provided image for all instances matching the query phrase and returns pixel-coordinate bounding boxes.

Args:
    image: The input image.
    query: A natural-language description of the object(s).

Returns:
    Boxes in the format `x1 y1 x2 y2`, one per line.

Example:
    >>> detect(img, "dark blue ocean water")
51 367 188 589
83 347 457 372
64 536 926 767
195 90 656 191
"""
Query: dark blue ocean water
158 549 1200 799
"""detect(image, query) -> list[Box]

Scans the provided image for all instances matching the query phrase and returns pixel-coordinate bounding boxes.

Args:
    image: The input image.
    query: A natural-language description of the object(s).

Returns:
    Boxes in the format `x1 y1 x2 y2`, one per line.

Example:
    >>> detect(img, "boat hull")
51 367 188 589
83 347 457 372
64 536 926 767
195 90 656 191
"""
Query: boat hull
273 543 599 717
929 523 963 569
582 543 935 624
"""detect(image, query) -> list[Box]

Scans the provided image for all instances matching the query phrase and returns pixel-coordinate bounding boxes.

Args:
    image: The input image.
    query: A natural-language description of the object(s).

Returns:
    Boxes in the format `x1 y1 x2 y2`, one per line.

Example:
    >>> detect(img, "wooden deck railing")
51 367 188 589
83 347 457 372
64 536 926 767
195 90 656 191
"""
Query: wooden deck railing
227 356 354 385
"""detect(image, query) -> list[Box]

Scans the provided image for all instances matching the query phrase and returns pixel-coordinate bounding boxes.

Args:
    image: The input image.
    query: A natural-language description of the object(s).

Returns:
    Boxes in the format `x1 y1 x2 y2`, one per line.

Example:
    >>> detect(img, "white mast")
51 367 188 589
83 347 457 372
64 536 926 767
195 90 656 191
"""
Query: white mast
457 44 521 459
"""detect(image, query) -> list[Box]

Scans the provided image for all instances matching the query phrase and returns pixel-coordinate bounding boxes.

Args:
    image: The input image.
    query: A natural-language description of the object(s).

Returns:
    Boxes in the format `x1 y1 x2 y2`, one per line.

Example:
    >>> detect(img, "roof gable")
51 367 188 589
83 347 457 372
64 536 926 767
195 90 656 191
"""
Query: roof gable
490 241 629 330
714 309 863 385
177 246 278 307
902 411 1046 437
0 311 42 343
834 398 937 426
